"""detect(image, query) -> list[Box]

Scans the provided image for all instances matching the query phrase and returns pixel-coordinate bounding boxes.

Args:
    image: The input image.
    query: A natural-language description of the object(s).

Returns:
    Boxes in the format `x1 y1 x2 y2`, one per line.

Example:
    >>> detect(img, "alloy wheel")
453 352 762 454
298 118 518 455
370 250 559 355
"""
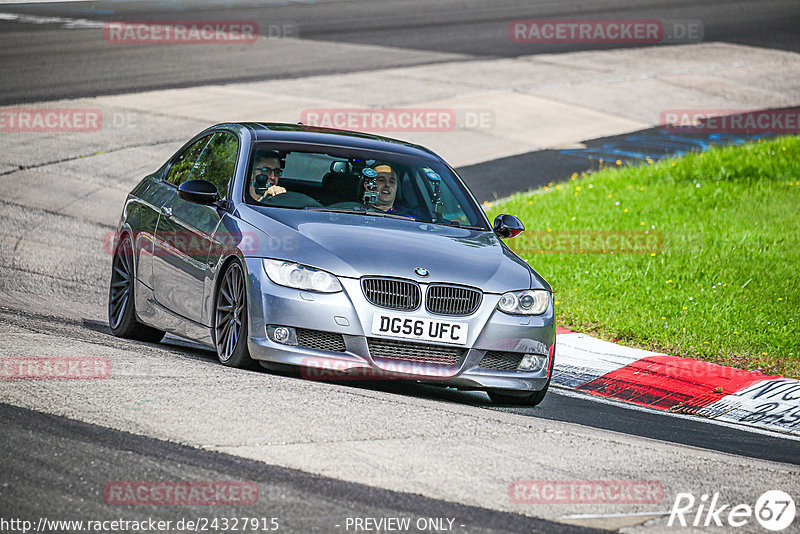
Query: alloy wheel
109 238 133 330
215 262 245 362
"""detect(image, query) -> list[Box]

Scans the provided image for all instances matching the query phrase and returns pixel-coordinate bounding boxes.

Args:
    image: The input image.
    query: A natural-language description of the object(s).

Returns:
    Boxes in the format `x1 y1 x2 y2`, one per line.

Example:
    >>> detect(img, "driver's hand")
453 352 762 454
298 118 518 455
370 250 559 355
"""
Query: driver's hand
266 185 286 197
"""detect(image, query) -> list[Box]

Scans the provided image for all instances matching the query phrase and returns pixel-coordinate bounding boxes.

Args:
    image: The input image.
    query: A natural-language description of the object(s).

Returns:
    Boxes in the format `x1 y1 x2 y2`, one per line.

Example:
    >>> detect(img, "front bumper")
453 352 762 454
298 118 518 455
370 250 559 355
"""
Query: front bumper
243 258 555 392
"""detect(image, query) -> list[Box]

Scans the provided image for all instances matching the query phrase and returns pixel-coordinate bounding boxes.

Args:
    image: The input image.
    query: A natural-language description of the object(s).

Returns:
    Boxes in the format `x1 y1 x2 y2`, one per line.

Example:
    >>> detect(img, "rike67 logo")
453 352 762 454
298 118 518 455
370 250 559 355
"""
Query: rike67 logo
669 490 795 531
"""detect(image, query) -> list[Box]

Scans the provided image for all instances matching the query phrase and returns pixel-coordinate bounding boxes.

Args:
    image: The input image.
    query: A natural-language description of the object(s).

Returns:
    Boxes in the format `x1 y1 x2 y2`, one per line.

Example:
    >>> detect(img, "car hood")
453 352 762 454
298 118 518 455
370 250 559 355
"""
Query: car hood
237 207 548 293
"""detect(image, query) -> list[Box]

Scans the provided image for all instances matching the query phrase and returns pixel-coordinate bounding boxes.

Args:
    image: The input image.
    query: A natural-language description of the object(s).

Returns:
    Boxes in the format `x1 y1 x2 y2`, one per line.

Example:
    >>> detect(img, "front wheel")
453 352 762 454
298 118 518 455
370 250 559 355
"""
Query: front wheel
490 346 555 406
214 261 256 369
108 235 165 343
488 385 549 406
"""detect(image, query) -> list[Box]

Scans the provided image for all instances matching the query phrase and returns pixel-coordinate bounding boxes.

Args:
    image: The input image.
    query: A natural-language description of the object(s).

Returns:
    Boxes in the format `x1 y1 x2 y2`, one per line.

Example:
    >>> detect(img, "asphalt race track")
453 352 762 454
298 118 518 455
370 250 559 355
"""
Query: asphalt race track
1 1 799 532
0 0 799 104
1 403 595 534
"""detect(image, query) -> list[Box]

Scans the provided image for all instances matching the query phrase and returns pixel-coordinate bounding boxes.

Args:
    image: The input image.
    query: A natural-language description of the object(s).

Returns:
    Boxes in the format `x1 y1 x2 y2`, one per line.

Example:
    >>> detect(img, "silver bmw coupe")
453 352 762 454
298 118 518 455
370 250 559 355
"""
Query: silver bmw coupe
109 123 555 405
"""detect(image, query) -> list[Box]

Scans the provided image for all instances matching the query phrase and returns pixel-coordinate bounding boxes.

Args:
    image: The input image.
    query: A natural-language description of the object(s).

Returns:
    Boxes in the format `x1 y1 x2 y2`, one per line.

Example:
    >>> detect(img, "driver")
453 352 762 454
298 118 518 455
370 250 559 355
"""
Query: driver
363 162 415 219
249 151 286 202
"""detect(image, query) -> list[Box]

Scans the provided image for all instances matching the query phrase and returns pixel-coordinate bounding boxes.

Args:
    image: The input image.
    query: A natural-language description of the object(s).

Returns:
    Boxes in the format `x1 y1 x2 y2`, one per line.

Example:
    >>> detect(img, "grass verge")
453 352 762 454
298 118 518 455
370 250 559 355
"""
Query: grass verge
488 136 800 378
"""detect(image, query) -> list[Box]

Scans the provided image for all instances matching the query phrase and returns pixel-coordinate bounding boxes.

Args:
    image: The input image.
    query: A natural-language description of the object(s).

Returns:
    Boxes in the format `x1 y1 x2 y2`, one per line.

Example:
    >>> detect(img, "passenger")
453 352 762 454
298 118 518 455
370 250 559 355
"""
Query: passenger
363 163 415 219
249 152 286 202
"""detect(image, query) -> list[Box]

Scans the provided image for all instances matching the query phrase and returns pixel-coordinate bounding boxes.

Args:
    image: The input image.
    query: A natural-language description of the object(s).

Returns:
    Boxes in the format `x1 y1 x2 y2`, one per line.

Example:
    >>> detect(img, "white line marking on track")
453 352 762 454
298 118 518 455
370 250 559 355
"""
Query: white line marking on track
0 0 94 4
559 511 672 519
0 11 103 28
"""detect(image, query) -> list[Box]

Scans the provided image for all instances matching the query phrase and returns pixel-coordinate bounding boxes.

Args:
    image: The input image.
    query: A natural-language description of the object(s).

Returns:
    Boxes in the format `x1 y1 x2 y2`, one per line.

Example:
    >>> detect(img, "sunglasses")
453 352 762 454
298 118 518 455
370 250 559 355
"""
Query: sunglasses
255 166 282 177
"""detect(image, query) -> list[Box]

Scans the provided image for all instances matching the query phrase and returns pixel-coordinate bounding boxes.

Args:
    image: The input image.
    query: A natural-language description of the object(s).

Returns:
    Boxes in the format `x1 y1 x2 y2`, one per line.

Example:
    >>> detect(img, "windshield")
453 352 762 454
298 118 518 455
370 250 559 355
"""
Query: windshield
244 144 488 229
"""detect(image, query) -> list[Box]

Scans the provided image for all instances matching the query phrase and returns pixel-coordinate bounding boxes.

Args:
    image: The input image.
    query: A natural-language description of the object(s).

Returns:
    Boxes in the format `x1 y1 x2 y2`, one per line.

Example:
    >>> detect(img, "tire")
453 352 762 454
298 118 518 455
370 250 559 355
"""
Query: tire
259 361 300 376
108 236 165 343
488 348 555 406
214 261 256 369
488 384 549 407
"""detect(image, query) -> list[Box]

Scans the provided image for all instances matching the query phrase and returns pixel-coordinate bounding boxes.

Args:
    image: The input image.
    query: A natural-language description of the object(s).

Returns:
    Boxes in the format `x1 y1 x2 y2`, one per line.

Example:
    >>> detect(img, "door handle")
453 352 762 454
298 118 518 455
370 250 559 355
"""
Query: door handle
160 206 173 218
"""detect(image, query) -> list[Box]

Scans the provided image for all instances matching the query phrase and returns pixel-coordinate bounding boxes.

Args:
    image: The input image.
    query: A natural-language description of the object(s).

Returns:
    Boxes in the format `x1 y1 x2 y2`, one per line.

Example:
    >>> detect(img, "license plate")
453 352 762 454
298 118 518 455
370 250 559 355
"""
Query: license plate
371 313 468 345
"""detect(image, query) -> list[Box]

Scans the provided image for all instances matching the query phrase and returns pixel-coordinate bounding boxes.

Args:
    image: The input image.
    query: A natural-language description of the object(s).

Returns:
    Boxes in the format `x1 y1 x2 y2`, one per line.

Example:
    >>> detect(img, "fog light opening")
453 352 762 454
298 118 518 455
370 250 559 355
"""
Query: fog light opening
517 353 547 372
267 325 298 345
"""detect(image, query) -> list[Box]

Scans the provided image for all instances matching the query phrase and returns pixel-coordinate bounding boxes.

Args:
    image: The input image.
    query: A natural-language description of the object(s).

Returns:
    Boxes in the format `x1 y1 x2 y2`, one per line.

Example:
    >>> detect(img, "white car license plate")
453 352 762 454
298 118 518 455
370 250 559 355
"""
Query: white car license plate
371 313 468 345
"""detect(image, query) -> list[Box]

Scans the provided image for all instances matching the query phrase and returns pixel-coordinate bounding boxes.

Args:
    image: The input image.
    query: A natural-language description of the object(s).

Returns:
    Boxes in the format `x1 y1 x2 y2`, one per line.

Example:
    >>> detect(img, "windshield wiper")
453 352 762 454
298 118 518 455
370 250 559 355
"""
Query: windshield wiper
304 207 414 221
363 211 417 221
436 220 487 231
304 207 367 214
305 207 481 226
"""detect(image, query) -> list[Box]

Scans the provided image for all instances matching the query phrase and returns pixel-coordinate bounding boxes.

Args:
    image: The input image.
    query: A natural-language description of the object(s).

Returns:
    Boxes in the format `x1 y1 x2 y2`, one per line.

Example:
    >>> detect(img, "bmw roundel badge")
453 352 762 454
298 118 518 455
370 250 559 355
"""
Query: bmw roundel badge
414 267 429 277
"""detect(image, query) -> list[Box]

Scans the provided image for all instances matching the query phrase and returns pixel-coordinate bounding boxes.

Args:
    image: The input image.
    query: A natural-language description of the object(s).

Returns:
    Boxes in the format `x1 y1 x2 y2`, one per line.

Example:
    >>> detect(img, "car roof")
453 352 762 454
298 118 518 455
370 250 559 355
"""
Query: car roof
229 122 444 161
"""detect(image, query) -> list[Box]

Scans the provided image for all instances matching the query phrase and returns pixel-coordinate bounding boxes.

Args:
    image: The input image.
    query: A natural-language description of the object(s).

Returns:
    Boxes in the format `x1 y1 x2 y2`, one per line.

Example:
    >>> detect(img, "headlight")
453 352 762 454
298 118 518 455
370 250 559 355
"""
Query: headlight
263 260 342 293
496 289 550 315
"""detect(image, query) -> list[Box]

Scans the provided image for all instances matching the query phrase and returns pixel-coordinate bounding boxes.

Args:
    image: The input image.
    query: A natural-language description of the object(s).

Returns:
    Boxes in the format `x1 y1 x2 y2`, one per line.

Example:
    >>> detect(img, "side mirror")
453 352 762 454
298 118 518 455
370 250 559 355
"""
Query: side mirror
493 214 524 239
178 180 220 205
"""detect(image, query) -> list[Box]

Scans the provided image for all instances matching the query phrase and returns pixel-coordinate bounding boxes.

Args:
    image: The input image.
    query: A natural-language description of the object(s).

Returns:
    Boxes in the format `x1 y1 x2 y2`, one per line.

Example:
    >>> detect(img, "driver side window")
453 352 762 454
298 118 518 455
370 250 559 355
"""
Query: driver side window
191 132 239 199
166 136 211 187
165 133 238 199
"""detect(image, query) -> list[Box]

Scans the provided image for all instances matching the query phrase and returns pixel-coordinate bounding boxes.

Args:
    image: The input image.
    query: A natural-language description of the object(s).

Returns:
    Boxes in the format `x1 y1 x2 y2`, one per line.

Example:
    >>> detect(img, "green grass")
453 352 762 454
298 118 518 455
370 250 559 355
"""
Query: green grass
487 136 800 378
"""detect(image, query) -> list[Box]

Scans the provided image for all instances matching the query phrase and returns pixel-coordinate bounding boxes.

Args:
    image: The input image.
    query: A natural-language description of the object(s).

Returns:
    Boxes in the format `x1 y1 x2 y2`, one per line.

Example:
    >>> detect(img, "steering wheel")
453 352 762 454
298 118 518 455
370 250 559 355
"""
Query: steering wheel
260 191 322 208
